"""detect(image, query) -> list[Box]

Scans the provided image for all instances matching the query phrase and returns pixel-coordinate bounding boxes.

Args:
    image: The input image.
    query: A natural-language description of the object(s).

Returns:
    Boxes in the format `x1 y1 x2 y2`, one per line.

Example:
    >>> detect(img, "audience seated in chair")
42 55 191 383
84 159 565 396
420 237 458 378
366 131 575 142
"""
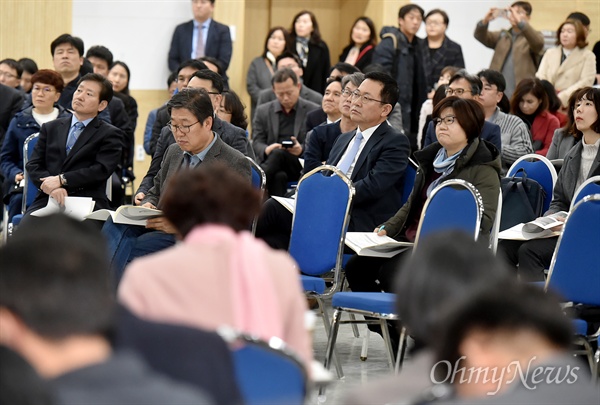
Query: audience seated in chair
0 214 212 405
118 162 313 369
499 87 600 281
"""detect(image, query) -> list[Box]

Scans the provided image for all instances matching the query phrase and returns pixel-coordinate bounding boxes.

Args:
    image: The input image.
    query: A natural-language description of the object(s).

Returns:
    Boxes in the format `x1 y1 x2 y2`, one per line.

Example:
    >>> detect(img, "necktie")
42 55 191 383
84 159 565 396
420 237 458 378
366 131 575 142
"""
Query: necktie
196 24 205 58
66 122 85 154
337 132 363 176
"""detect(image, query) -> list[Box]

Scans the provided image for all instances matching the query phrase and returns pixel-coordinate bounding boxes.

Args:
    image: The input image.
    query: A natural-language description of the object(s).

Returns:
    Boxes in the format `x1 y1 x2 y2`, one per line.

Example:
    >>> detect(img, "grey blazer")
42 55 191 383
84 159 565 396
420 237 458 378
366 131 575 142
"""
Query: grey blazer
548 140 600 214
546 129 578 160
246 57 274 116
142 134 251 207
251 98 320 163
256 85 323 108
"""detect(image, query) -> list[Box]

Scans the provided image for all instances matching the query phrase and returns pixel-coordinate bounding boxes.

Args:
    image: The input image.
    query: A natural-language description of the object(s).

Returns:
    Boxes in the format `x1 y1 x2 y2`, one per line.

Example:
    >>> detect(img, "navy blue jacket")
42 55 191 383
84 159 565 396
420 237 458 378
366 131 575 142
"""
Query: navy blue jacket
303 120 342 174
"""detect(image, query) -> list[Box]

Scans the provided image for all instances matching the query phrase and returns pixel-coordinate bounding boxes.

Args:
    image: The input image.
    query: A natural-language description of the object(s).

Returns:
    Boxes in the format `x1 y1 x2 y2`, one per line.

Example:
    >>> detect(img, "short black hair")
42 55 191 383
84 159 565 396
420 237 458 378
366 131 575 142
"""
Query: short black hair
168 87 214 124
0 215 114 339
272 67 299 86
0 58 22 78
511 1 532 16
330 62 361 77
450 69 483 95
395 231 511 346
17 58 38 75
364 71 399 112
167 71 178 87
433 282 572 382
539 79 562 113
425 9 449 26
275 51 303 69
199 56 224 76
477 69 506 93
192 69 224 93
567 11 590 27
50 33 84 56
77 73 114 104
176 59 208 75
85 45 113 67
399 3 424 19
221 90 248 130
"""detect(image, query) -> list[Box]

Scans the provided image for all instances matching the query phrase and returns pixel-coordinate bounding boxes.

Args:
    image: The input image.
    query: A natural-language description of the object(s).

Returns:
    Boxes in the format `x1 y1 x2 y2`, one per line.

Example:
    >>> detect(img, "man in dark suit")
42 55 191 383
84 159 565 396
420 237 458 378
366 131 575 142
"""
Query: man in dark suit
168 0 232 73
0 83 24 148
25 73 122 214
255 71 410 249
134 69 254 204
103 88 251 282
252 68 320 196
423 69 502 151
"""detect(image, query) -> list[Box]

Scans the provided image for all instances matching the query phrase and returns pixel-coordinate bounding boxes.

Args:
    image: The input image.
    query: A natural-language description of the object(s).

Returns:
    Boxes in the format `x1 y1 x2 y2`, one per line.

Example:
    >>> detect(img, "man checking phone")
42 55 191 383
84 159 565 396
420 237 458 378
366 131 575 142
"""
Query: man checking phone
252 68 319 196
474 1 544 98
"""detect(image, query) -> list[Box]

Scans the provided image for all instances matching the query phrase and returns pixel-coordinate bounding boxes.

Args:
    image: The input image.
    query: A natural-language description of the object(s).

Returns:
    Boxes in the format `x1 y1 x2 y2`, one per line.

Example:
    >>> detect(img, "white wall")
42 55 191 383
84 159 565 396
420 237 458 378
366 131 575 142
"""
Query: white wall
73 0 192 90
415 0 514 75
72 0 517 90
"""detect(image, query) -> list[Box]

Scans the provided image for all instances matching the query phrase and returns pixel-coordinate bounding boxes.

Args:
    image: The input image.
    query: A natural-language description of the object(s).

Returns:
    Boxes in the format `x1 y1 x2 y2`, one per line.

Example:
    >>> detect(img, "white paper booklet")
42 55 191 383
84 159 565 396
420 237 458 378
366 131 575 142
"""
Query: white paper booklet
31 196 96 221
498 211 567 241
272 196 296 214
345 232 413 258
85 205 163 226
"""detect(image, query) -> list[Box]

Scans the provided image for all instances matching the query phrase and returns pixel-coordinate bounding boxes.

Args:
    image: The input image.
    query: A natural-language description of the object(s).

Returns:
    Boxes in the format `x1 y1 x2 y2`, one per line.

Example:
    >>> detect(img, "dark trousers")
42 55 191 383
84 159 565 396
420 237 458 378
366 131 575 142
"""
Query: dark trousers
499 237 558 282
254 198 293 250
260 149 302 197
344 252 410 294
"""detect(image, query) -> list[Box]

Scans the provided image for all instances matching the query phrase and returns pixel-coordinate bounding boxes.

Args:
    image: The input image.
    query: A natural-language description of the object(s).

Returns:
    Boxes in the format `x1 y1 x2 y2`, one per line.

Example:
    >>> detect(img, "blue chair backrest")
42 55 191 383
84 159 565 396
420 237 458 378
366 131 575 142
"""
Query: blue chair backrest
507 155 556 212
22 133 39 213
571 176 600 208
289 165 354 276
401 158 417 205
232 340 306 405
247 157 266 191
415 179 483 244
546 195 600 306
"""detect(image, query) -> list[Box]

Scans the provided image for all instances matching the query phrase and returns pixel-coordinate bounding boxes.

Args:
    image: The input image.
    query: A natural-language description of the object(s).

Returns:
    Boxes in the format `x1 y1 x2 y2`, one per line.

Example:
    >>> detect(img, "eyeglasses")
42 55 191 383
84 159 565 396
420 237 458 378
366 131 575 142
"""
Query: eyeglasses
433 115 456 126
341 89 353 97
445 88 472 96
167 120 200 134
31 85 56 94
351 90 386 105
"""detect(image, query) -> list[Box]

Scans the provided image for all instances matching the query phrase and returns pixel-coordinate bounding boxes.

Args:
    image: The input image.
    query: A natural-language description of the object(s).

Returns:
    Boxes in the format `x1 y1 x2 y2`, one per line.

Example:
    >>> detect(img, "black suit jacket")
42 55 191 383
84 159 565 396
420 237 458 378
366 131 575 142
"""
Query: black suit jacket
302 41 331 94
115 306 243 405
168 19 233 72
327 122 410 231
304 120 342 174
422 36 465 89
25 116 122 213
0 84 24 149
137 116 254 195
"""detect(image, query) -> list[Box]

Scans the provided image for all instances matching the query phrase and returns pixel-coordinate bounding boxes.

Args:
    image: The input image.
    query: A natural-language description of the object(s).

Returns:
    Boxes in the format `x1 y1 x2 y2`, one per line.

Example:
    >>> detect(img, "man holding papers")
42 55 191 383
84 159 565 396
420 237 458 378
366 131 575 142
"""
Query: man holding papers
25 73 122 215
255 71 410 249
102 88 250 283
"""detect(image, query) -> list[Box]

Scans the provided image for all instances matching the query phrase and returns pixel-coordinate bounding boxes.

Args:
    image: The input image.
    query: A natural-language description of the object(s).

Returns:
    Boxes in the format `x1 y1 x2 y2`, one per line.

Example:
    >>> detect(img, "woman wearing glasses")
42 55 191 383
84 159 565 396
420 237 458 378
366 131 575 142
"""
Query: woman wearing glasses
345 97 501 312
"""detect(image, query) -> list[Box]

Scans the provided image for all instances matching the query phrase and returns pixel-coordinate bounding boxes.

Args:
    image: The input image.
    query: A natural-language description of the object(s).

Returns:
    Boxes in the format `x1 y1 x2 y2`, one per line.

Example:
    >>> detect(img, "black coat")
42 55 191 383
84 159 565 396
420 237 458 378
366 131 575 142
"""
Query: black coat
339 43 375 71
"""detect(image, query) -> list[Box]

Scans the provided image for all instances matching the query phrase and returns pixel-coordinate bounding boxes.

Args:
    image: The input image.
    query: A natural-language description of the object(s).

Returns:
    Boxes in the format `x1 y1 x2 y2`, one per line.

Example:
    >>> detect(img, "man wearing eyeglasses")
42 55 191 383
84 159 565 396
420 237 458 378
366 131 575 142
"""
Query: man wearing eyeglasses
134 69 254 205
423 70 502 152
102 88 251 283
0 59 22 91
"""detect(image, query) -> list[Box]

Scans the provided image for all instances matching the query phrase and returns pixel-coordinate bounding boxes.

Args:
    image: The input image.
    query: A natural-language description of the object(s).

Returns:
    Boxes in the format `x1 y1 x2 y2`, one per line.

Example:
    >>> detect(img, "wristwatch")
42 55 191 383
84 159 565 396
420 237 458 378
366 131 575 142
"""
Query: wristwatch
59 173 67 187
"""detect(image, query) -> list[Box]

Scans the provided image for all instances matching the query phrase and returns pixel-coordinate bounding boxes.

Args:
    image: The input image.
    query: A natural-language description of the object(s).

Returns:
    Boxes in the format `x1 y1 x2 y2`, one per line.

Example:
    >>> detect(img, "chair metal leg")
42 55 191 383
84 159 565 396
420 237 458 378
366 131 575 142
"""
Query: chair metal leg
320 308 343 398
360 329 370 361
379 319 395 371
349 313 361 338
395 326 408 374
317 298 344 379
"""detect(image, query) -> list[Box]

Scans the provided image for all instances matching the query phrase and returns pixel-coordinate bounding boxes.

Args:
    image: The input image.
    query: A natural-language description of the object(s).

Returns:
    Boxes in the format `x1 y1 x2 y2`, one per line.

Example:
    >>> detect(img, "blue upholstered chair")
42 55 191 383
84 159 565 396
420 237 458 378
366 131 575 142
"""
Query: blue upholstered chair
324 179 484 379
218 327 307 405
545 194 600 378
507 153 558 212
5 133 39 239
571 175 600 209
246 157 266 235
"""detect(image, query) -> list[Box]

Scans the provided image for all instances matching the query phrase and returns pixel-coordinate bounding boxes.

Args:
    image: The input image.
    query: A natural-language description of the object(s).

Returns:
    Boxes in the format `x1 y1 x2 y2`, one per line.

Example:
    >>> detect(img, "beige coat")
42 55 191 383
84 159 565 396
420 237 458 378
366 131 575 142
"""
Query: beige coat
474 21 544 85
536 46 596 107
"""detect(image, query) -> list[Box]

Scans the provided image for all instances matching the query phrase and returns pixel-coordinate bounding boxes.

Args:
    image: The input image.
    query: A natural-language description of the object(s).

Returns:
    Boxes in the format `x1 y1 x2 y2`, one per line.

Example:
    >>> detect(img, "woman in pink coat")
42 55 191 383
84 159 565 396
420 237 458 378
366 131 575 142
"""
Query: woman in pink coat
118 162 312 368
